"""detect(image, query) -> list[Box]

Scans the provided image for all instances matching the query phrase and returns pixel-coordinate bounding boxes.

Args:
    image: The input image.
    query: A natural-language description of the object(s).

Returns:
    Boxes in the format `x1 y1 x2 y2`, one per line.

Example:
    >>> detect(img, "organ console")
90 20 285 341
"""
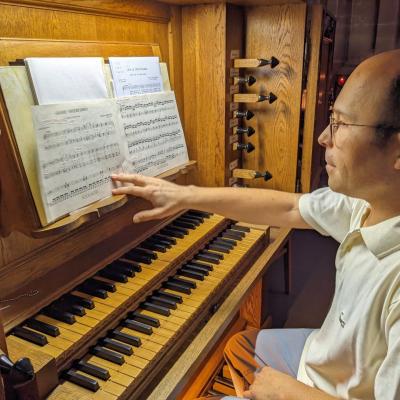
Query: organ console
0 1 335 398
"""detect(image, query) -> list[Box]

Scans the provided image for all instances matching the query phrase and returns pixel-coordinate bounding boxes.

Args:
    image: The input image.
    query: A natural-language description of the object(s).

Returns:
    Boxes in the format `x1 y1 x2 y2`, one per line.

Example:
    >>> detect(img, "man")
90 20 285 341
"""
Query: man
111 50 400 399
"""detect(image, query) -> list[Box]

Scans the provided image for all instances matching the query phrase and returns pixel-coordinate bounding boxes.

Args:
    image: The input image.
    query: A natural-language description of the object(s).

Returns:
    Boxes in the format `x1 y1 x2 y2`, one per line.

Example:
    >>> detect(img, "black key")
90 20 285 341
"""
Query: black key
43 306 75 324
170 277 196 289
86 278 116 293
156 290 183 304
110 330 141 347
211 240 233 250
231 224 250 232
173 220 196 230
99 268 128 283
184 264 209 276
222 231 243 241
186 261 213 271
140 241 167 253
187 210 211 218
76 360 110 381
169 225 189 235
91 346 125 365
136 247 158 259
123 251 153 265
64 294 95 310
226 228 246 237
182 213 204 223
179 268 205 281
126 248 157 260
123 319 153 335
141 302 170 316
25 318 60 337
54 300 86 317
77 285 108 299
201 249 224 260
215 237 236 247
149 295 177 309
152 234 176 245
101 338 133 356
130 311 160 328
195 253 220 265
163 281 191 294
110 261 137 277
12 326 48 346
177 216 201 226
208 243 230 254
64 370 99 392
161 228 185 239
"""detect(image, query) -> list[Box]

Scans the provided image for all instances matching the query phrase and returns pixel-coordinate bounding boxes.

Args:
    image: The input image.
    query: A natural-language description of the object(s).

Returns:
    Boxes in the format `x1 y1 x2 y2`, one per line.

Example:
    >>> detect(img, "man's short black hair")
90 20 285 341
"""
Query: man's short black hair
375 75 400 146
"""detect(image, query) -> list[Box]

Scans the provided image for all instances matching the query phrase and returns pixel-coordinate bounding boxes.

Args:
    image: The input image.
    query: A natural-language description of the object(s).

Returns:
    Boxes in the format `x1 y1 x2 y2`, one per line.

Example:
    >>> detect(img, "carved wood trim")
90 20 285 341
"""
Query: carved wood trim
0 0 171 23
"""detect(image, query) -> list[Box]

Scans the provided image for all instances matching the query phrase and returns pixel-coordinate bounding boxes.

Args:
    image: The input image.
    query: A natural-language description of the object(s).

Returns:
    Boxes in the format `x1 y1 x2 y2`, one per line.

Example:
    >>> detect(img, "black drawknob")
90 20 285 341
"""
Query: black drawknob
258 56 280 69
236 126 255 137
259 92 278 104
235 110 255 120
255 171 273 181
236 143 255 153
237 75 257 86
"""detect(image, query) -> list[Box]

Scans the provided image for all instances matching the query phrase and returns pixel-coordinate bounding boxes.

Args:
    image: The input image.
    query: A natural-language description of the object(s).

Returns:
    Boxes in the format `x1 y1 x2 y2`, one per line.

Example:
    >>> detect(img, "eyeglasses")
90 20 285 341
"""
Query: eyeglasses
329 113 380 142
329 113 400 143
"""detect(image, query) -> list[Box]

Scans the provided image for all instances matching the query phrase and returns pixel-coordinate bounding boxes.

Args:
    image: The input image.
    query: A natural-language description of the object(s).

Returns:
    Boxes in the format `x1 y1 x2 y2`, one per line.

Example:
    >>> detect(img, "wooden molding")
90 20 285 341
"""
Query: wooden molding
0 0 171 23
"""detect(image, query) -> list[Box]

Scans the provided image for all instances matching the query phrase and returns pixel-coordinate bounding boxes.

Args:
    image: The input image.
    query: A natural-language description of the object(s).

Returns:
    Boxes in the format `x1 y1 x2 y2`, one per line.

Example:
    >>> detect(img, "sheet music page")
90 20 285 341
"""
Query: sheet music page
109 57 163 97
26 57 110 105
118 91 189 176
32 100 125 223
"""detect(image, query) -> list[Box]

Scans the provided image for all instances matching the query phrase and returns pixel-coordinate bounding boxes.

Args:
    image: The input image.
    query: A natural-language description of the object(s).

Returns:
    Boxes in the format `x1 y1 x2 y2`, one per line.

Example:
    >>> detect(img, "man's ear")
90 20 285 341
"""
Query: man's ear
395 133 400 170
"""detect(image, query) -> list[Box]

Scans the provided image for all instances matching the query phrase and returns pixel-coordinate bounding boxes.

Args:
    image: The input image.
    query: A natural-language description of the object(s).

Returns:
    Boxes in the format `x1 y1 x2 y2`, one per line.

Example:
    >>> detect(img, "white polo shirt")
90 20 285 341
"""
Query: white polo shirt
297 187 400 400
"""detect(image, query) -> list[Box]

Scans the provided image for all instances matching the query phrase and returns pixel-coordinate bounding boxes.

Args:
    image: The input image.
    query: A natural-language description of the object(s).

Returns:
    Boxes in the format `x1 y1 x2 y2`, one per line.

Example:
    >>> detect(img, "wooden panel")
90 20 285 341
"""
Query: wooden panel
161 0 304 5
239 279 262 328
0 4 170 61
243 4 306 192
179 317 247 399
182 4 227 187
1 0 171 22
301 5 323 193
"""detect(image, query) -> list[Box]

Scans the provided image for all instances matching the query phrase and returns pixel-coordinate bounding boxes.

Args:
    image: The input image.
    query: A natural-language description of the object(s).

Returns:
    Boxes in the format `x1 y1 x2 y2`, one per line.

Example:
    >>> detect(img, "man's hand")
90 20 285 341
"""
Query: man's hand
111 174 192 223
243 366 337 400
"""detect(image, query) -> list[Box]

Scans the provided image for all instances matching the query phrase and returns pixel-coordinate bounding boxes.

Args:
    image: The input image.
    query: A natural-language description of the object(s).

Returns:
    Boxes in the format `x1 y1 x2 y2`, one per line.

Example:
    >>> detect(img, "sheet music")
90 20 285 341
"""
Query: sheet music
118 91 189 177
26 57 110 105
32 100 125 223
109 57 163 97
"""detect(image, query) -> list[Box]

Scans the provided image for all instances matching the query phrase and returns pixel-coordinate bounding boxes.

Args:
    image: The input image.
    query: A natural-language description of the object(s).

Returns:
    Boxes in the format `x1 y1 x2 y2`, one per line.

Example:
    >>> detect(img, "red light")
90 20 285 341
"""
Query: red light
337 75 347 87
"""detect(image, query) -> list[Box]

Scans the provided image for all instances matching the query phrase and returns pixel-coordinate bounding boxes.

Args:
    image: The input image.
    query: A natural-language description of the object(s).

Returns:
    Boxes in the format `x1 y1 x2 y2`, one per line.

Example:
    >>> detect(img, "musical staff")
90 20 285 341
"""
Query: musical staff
33 99 124 223
118 91 188 177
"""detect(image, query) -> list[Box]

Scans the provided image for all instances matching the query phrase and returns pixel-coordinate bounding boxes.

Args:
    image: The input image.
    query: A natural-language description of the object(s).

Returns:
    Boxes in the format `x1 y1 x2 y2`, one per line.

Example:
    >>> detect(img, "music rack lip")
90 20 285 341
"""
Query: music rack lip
32 160 197 239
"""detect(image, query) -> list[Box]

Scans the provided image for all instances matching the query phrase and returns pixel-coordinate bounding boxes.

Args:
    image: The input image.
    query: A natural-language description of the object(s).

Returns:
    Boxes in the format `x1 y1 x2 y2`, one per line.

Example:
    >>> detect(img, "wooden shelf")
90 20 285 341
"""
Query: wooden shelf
31 161 197 238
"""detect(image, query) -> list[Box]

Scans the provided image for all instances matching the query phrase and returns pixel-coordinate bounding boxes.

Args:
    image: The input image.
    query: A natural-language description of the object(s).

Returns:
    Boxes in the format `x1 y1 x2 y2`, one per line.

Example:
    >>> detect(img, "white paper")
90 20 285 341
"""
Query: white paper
26 57 109 105
109 57 163 97
160 62 171 91
32 100 125 223
118 91 189 176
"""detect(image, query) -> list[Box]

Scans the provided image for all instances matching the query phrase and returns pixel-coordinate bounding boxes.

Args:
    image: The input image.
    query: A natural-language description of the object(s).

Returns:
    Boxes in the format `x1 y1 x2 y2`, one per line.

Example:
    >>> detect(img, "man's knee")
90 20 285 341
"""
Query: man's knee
223 328 260 365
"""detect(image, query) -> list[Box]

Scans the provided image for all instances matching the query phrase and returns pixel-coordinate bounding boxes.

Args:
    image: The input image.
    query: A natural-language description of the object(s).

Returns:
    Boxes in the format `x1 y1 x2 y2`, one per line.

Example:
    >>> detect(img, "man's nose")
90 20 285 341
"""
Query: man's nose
318 125 332 148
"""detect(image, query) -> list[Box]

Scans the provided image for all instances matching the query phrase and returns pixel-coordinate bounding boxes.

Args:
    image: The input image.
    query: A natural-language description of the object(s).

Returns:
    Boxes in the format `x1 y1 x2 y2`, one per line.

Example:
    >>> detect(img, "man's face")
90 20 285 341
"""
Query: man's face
318 62 398 201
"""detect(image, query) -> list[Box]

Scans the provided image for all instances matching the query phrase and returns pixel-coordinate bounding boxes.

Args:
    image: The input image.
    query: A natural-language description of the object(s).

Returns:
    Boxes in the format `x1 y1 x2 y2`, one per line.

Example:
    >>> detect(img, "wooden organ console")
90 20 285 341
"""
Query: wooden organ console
0 0 335 398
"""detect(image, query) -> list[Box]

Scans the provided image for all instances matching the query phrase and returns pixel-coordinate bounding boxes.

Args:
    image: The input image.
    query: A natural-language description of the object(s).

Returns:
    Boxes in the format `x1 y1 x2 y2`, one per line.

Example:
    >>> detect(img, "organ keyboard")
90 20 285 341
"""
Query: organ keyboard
5 212 267 399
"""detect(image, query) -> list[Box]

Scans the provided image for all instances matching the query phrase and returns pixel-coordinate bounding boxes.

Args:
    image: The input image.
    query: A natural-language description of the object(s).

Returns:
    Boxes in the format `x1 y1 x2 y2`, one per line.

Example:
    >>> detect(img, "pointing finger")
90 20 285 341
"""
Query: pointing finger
111 173 148 186
112 185 149 199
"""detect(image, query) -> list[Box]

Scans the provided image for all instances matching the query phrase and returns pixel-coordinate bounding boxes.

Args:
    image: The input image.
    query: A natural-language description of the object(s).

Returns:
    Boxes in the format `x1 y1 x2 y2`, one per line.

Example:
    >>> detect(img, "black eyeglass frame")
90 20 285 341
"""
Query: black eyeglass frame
329 113 400 142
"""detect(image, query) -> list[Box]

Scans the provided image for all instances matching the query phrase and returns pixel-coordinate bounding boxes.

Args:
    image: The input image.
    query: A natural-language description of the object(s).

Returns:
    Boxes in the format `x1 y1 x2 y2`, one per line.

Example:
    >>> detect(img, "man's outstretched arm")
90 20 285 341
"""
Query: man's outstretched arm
111 174 312 229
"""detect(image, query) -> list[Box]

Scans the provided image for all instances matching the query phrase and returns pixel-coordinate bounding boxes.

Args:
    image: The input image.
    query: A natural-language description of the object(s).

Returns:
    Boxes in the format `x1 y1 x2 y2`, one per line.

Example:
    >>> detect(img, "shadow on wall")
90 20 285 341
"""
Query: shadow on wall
264 229 339 329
